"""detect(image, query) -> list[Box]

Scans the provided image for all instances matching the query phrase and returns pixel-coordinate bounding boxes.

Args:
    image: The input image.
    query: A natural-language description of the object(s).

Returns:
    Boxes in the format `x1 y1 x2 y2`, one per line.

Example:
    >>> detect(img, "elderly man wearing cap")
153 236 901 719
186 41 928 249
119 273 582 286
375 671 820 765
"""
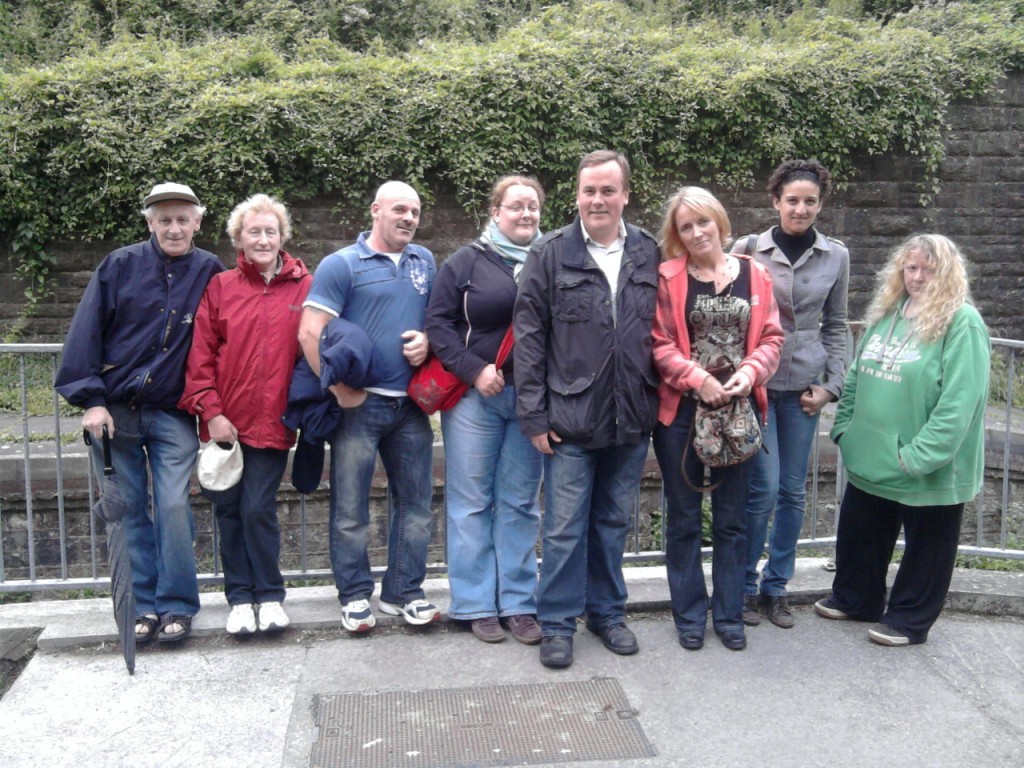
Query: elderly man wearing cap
56 182 224 644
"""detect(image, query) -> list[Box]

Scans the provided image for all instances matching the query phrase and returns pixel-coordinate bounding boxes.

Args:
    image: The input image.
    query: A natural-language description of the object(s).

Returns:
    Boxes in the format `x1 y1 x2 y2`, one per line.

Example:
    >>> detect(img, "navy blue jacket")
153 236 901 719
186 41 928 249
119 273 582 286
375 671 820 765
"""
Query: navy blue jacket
425 238 518 387
281 316 384 493
282 317 381 444
55 236 224 410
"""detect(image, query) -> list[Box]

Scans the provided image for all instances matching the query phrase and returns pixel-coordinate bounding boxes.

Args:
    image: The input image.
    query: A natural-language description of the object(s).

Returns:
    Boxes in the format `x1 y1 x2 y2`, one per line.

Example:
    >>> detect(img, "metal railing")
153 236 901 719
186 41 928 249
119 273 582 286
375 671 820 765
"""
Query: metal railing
1 338 1021 594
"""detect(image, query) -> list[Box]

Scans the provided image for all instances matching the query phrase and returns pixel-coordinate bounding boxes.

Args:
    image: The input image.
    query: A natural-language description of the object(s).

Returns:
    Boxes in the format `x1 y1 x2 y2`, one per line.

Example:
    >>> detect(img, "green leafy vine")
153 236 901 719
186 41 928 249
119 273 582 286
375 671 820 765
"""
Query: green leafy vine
0 1 1022 301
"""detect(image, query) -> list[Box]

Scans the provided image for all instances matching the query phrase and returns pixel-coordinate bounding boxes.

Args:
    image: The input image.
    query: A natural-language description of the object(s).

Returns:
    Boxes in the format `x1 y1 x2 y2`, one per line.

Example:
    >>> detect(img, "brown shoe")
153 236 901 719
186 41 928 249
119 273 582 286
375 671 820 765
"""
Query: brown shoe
767 595 794 629
504 614 543 645
742 594 761 626
471 616 506 643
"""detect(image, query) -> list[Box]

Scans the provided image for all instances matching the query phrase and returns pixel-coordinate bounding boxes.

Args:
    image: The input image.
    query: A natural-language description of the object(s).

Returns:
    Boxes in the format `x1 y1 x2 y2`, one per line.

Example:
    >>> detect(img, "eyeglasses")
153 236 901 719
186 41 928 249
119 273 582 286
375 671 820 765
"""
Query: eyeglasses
500 204 541 214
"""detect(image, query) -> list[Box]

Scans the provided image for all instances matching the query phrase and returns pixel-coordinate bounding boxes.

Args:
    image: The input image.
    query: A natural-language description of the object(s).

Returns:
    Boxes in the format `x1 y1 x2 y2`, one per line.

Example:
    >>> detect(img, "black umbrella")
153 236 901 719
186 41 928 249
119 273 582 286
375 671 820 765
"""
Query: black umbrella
85 426 136 675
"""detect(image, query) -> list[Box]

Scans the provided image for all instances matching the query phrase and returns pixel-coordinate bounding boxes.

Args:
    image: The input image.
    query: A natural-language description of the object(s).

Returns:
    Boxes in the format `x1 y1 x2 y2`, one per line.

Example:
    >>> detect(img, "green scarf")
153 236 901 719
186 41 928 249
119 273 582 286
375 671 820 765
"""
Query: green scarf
482 220 541 279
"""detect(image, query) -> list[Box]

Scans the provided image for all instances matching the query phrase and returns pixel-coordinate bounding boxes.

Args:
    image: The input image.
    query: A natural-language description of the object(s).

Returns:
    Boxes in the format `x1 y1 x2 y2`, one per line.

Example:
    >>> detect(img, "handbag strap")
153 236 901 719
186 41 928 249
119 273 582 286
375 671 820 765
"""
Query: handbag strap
682 402 725 494
734 233 758 257
495 326 515 368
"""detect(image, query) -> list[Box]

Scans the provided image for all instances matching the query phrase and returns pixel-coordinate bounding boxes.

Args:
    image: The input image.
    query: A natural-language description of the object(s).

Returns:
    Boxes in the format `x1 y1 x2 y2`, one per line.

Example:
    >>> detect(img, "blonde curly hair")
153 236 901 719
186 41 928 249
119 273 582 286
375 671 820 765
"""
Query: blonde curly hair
864 234 974 343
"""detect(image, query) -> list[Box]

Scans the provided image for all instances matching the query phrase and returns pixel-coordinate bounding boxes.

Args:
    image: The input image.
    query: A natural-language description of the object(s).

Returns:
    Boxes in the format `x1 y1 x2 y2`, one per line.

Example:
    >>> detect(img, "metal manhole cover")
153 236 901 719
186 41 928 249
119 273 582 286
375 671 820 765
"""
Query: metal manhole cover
309 677 655 767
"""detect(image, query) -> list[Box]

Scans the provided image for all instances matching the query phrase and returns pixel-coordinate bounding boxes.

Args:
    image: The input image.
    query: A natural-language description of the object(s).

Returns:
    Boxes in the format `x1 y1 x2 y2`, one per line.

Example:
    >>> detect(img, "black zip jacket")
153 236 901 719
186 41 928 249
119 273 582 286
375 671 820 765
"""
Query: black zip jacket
513 218 660 449
425 238 519 387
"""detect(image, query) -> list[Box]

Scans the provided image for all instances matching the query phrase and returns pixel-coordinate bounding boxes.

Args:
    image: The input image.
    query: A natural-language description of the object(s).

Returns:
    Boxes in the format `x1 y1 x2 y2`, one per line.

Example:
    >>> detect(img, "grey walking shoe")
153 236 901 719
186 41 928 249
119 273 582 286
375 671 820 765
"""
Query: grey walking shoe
868 623 911 647
742 594 761 626
767 595 794 629
470 616 506 643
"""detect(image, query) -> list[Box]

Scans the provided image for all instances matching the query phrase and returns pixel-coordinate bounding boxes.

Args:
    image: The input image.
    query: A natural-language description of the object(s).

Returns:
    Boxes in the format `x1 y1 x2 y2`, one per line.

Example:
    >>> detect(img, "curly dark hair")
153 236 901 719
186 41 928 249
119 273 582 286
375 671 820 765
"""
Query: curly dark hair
767 159 832 201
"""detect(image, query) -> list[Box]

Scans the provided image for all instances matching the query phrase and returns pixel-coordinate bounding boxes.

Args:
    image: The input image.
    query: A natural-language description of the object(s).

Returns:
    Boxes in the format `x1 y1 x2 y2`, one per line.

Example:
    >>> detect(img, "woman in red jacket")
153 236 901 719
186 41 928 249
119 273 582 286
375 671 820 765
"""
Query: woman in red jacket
180 193 312 635
652 187 783 653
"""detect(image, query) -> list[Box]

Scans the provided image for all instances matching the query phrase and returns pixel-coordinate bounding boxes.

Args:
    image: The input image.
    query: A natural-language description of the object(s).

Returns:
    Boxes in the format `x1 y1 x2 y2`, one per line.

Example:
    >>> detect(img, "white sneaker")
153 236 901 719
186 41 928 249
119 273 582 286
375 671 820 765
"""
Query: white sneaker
226 603 256 635
340 599 376 633
257 601 290 632
378 598 440 626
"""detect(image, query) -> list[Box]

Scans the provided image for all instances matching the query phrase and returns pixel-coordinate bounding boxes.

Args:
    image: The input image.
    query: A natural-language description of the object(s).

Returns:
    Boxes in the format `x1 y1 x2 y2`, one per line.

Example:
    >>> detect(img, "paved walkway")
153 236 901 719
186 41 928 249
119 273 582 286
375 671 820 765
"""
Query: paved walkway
1 560 1022 768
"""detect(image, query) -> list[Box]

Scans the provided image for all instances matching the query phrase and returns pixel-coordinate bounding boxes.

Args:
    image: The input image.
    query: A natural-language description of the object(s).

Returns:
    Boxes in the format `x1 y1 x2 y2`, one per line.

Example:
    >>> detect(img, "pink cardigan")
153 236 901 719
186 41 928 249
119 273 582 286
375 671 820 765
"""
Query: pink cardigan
652 253 784 426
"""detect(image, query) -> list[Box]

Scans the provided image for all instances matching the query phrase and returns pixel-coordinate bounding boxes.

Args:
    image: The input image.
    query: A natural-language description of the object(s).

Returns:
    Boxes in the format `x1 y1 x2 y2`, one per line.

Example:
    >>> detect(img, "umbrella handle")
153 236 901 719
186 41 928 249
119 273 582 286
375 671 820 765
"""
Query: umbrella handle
82 427 115 476
101 425 114 477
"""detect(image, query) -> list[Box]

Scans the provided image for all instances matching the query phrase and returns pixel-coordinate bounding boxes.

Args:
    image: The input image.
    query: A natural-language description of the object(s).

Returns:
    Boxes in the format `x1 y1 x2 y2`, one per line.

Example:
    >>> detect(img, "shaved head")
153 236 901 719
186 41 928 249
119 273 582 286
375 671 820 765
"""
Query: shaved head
374 181 420 206
367 180 422 254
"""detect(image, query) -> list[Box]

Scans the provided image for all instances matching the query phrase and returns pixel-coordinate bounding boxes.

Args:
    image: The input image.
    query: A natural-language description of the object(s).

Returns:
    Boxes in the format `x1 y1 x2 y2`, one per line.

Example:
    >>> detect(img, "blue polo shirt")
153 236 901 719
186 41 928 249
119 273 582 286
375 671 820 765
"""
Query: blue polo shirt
304 232 435 394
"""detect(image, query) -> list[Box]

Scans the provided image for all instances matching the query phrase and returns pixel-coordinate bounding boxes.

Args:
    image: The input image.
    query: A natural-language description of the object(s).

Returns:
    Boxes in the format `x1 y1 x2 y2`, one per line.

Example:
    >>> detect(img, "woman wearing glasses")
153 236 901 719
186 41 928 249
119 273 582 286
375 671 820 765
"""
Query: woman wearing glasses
425 175 545 645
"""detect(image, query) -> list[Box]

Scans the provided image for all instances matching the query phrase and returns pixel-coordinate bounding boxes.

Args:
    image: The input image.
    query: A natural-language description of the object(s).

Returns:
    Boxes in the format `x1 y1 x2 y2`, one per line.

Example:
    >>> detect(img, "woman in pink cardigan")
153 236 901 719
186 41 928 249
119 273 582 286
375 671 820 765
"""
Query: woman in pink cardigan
651 187 783 652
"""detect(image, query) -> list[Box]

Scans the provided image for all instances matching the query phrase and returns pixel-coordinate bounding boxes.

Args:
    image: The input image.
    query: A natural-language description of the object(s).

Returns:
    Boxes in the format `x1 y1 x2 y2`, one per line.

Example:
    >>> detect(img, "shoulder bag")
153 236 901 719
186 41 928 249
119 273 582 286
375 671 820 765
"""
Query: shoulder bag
408 328 514 415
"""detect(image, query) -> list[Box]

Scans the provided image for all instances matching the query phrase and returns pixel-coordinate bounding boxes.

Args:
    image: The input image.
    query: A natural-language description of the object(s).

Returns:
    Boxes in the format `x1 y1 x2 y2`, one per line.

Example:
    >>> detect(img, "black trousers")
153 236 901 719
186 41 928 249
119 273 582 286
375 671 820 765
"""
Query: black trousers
831 483 963 644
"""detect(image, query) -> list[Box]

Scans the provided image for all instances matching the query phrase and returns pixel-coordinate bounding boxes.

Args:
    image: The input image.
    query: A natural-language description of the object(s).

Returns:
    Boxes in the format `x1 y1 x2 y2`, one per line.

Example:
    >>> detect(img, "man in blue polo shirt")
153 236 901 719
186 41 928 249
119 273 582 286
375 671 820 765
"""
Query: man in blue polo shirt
298 181 438 632
56 182 224 644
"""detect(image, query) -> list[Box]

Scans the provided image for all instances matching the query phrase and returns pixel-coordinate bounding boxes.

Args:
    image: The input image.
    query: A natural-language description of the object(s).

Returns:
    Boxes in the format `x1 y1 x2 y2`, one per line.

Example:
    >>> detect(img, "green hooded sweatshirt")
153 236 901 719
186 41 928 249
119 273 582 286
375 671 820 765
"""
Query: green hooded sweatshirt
830 301 990 507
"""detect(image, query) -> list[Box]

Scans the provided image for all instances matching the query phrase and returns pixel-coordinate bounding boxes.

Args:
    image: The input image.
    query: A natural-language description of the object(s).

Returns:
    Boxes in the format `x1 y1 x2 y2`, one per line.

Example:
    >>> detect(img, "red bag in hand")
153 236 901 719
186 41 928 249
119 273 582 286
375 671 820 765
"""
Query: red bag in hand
408 328 515 415
406 355 469 414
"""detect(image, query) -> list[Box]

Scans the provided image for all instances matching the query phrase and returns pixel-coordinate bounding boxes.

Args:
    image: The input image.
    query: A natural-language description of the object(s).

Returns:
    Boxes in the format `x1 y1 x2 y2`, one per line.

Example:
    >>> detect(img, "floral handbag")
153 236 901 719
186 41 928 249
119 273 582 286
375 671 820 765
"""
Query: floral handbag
683 396 763 492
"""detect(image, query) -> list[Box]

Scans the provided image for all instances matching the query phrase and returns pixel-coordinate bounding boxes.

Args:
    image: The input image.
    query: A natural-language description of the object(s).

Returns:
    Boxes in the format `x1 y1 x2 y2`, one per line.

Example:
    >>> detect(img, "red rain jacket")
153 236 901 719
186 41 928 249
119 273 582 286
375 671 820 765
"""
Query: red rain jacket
179 251 311 449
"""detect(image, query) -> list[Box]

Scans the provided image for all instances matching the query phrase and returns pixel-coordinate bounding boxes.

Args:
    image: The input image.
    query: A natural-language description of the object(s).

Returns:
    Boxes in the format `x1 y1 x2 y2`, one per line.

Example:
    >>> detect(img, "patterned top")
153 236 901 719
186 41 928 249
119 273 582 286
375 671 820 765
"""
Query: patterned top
685 259 752 375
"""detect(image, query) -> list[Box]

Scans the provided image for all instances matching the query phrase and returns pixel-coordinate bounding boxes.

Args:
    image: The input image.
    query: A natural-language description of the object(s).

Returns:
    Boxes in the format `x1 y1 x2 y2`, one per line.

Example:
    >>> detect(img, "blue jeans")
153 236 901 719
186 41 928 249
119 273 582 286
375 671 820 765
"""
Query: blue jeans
654 398 750 635
214 444 288 606
328 394 434 605
91 404 200 618
441 387 543 620
745 389 820 597
536 438 650 637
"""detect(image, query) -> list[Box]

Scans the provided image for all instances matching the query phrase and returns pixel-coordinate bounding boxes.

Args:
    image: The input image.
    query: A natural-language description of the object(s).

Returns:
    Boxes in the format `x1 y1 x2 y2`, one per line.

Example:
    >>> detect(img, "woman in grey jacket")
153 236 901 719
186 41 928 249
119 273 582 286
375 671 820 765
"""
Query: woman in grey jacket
740 160 850 628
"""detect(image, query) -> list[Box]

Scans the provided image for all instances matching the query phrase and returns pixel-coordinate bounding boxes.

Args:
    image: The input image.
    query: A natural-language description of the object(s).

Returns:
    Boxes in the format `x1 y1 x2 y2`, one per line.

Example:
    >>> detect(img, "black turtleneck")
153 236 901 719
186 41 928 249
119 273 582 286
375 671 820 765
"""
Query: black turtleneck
771 225 816 265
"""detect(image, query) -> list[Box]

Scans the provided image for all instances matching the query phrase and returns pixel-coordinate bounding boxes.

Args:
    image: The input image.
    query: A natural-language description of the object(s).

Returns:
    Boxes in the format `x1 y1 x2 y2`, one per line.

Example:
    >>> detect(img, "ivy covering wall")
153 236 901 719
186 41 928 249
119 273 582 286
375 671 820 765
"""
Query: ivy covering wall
1 1 1022 300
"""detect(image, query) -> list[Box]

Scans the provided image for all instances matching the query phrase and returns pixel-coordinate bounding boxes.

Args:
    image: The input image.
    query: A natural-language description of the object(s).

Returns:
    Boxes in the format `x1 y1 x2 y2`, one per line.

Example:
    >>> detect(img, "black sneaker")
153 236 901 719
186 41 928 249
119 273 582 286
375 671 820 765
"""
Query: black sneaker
678 632 704 651
814 596 850 621
588 623 639 655
868 623 911 647
539 636 573 668
717 630 747 651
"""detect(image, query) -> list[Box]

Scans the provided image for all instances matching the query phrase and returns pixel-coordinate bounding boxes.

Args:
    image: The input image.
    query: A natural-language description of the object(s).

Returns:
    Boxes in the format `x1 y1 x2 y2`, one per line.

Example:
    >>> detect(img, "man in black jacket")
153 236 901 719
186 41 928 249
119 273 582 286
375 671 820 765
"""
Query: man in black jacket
513 150 660 668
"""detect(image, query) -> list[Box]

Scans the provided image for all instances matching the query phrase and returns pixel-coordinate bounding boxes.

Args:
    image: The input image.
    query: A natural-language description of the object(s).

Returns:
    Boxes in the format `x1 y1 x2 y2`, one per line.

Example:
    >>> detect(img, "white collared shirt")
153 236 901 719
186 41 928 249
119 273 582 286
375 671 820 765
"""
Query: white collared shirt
581 218 627 323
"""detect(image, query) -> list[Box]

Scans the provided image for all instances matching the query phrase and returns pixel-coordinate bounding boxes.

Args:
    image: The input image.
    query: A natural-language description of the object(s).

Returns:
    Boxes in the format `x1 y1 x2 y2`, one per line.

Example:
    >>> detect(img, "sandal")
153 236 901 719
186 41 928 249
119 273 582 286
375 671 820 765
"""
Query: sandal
157 614 193 643
135 613 159 644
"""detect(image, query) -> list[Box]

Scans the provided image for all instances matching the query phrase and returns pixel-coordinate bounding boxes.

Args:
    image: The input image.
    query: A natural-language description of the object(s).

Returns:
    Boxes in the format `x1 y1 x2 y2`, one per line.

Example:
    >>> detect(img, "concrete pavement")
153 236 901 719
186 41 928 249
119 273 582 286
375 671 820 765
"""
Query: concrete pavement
1 559 1022 768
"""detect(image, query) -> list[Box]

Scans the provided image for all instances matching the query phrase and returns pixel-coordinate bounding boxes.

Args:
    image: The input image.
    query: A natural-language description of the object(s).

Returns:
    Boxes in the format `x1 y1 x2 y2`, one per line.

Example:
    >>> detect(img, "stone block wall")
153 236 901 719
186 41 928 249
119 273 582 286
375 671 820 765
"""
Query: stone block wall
2 74 1022 341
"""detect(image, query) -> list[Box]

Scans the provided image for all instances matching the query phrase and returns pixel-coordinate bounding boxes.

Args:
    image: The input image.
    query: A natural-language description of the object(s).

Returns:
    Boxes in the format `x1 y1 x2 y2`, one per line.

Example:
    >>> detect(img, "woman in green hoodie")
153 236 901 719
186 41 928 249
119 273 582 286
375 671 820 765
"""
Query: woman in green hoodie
815 234 990 647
